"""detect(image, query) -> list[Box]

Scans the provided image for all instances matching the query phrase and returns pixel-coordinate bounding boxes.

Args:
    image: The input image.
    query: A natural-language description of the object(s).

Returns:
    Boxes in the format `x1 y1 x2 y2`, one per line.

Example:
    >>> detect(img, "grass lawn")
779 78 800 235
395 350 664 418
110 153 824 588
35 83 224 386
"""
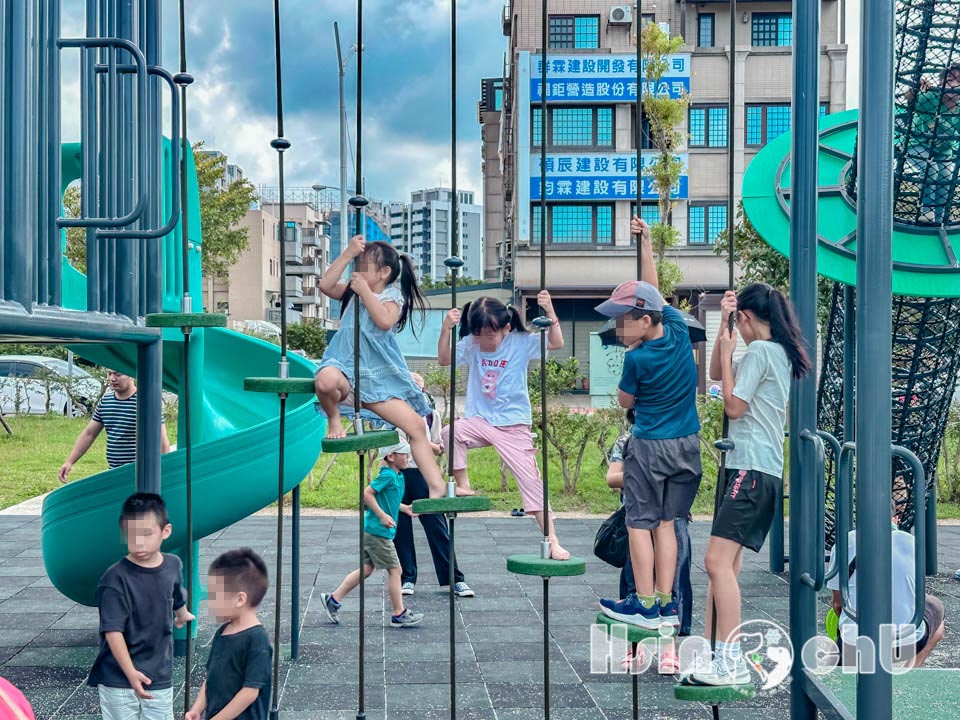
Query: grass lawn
4 415 960 522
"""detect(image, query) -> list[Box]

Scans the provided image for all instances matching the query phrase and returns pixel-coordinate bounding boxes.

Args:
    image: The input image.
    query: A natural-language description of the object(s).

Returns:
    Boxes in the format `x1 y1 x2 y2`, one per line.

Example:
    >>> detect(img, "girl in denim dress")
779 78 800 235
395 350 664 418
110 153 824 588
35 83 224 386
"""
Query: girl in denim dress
314 236 445 498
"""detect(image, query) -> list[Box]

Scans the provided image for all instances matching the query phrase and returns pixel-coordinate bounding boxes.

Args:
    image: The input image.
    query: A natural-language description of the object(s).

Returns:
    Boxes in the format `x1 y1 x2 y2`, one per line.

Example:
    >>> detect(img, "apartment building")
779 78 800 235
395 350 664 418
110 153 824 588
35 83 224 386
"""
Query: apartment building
482 0 846 378
388 188 484 283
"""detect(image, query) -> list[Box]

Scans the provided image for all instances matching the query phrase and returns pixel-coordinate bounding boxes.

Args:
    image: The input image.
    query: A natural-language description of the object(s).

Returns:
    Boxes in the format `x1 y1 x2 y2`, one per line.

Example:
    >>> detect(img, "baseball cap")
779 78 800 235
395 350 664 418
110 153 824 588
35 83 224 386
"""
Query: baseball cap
594 281 665 318
379 441 411 459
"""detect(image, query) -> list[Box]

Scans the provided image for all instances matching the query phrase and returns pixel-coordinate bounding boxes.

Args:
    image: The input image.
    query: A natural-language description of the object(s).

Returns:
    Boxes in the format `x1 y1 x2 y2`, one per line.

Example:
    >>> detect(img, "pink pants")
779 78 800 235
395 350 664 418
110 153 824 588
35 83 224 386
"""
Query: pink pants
443 416 546 512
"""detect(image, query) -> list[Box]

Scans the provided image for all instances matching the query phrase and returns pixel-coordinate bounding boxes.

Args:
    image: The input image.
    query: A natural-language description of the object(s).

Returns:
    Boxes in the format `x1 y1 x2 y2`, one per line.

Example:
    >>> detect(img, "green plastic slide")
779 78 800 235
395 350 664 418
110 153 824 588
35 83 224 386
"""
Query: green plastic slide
40 143 325 607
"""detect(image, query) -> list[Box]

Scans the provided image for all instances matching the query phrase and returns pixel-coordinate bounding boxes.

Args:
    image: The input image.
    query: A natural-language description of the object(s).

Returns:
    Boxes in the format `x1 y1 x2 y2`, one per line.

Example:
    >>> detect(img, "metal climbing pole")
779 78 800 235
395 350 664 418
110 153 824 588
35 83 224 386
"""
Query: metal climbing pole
269 1 291 717
787 2 821 720
855 1 895 717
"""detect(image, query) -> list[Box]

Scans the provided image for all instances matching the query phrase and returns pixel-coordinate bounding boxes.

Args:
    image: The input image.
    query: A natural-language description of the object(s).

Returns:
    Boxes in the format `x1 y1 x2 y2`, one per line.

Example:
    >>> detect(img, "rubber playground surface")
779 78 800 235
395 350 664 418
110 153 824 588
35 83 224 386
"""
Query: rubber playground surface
2 514 959 720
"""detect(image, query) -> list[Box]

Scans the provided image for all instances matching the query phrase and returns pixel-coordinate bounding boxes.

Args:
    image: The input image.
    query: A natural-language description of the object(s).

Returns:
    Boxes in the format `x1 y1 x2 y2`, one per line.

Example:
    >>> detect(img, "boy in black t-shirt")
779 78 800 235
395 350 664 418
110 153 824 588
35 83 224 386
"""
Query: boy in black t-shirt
87 493 195 720
187 549 273 720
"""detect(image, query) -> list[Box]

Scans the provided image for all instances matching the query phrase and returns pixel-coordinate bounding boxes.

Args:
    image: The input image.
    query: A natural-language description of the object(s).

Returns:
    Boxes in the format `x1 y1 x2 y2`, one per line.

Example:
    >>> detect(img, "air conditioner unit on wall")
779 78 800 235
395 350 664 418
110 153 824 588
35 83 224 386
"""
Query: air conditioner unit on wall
609 5 632 25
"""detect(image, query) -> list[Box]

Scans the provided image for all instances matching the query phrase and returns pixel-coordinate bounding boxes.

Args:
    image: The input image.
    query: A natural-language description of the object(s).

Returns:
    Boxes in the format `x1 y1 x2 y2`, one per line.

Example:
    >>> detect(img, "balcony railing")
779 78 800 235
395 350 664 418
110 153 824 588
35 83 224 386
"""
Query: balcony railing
285 275 303 298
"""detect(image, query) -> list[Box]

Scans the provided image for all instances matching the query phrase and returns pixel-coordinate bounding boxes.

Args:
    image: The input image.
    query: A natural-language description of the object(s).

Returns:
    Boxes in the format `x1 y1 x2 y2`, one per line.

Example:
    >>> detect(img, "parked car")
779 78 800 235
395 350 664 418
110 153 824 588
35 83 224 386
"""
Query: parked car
0 355 102 417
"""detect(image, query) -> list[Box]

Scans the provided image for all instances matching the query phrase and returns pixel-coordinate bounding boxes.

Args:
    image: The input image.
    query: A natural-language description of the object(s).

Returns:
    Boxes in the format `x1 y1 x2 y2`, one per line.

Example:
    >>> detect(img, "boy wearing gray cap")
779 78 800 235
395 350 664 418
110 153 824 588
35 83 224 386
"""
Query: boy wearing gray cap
595 219 702 630
321 442 424 627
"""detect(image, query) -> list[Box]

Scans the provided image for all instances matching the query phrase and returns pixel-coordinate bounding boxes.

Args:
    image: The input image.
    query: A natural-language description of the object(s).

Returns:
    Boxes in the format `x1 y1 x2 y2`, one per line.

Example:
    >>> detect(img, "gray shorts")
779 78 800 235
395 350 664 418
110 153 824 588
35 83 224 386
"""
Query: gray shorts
362 531 400 570
622 434 702 530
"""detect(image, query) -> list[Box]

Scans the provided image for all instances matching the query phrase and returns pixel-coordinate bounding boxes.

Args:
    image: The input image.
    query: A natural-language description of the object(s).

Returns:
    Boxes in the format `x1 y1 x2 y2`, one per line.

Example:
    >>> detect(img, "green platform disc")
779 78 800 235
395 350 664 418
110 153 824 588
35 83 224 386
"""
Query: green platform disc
412 496 491 515
506 553 587 577
742 109 960 298
321 429 400 455
243 377 317 395
674 682 756 703
145 312 227 328
594 612 676 641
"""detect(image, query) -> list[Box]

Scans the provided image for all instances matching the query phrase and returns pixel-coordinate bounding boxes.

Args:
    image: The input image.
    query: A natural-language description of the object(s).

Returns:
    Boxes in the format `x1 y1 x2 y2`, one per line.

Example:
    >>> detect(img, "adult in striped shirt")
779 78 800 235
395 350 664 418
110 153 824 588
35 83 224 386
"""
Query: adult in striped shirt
59 369 170 482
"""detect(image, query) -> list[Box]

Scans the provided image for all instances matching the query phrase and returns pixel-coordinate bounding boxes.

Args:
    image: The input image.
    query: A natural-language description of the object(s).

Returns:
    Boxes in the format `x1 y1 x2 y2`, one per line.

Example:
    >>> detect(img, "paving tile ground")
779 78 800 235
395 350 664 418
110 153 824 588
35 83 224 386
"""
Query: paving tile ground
0 514 958 719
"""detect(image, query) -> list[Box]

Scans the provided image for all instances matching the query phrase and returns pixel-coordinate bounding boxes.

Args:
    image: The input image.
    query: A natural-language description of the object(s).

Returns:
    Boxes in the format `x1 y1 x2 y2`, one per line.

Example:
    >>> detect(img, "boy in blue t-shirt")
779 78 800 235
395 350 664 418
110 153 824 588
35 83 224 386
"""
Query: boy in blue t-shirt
321 442 424 627
595 228 702 629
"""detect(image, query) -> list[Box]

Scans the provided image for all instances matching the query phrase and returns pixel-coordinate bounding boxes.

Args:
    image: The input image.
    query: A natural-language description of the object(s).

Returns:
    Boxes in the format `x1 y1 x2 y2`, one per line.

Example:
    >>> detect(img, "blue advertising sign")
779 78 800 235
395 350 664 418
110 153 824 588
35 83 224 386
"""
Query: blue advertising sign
530 153 688 201
530 53 690 102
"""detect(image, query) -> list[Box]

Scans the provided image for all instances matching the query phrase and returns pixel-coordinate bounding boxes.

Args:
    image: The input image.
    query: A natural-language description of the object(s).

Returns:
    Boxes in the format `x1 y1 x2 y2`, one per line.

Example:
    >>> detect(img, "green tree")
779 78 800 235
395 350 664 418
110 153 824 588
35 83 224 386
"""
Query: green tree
421 274 485 290
286 320 328 359
63 184 87 274
714 202 833 331
193 142 259 278
640 22 688 297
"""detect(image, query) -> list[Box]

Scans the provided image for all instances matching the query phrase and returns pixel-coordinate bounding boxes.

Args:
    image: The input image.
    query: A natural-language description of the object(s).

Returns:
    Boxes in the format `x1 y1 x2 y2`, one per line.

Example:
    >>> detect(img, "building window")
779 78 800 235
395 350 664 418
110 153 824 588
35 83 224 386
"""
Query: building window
698 14 714 47
531 204 613 245
688 203 728 245
641 13 656 27
632 202 662 227
532 106 614 148
631 108 655 149
746 103 828 146
689 105 728 148
549 15 599 49
752 12 792 47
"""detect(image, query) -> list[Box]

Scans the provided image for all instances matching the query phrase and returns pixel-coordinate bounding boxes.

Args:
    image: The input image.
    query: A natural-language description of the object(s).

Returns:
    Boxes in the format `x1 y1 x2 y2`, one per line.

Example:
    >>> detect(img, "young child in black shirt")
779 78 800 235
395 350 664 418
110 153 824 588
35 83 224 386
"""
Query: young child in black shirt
87 492 194 719
186 549 273 720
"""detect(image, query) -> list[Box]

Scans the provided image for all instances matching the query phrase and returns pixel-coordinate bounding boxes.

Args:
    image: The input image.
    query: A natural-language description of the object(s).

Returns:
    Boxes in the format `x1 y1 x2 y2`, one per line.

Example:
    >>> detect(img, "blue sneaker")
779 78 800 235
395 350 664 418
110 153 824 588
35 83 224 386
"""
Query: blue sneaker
659 600 680 627
599 594 661 629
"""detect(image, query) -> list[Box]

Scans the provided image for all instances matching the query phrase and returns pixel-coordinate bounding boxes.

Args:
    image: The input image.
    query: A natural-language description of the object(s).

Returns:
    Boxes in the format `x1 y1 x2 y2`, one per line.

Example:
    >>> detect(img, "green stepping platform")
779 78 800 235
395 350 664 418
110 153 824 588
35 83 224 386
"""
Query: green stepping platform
594 612 676 641
819 668 960 718
506 553 586 577
145 312 227 328
411 496 491 515
321 429 399 454
673 682 756 703
243 377 317 395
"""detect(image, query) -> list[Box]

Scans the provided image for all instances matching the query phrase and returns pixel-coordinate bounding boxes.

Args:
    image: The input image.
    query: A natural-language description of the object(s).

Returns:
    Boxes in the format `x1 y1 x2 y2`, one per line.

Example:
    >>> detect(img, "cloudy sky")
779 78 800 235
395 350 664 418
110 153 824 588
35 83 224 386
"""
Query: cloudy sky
60 1 862 206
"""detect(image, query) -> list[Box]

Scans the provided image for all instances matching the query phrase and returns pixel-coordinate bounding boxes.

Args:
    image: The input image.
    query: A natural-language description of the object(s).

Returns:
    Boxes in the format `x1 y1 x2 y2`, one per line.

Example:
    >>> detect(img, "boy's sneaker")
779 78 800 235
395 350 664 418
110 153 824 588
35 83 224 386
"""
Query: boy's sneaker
599 594 661 629
659 600 681 627
454 582 475 597
390 608 424 627
401 582 415 596
684 658 750 686
320 593 341 625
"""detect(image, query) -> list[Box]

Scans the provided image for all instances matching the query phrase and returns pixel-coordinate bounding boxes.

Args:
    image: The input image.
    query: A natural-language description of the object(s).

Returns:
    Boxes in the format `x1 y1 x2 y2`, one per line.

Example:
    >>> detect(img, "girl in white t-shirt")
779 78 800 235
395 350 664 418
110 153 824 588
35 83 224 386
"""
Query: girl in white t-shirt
685 283 811 687
437 293 571 560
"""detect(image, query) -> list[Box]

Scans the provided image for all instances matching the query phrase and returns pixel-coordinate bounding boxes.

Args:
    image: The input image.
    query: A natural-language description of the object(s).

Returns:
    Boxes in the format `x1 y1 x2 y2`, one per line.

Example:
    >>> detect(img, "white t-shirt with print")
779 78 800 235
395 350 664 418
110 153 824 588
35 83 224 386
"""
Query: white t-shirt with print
457 332 542 427
727 340 791 478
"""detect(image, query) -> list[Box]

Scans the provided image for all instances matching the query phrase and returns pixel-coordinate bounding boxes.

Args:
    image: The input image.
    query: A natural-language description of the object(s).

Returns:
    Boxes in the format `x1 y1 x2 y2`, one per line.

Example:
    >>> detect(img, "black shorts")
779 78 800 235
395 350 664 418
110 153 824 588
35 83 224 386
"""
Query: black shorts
622 434 702 530
916 594 945 653
711 468 780 552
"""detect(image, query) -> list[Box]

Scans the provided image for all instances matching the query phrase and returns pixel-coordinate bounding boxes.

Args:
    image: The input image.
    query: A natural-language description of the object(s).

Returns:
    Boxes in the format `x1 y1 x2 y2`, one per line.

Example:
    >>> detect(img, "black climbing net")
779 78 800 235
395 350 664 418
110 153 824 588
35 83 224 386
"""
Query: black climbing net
818 283 960 547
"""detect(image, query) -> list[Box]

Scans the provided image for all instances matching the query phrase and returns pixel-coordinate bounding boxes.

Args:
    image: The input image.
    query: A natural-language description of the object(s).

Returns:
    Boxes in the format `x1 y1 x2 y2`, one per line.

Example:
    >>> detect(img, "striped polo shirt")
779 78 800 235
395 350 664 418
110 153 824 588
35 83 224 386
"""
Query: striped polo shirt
91 392 163 468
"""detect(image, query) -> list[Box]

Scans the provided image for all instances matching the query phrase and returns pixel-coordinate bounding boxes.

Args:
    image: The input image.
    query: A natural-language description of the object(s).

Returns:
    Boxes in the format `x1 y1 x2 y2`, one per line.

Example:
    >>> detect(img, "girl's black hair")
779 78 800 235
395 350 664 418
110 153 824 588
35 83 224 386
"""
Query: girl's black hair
458 296 528 340
340 241 426 334
737 282 812 379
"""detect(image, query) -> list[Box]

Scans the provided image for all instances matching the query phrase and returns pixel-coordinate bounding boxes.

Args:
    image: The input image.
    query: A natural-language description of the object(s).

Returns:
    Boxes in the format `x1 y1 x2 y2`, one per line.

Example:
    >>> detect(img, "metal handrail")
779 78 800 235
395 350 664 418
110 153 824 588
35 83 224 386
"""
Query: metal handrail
98 66 180 239
837 441 857 622
56 37 148 229
890 444 926 629
800 428 827 589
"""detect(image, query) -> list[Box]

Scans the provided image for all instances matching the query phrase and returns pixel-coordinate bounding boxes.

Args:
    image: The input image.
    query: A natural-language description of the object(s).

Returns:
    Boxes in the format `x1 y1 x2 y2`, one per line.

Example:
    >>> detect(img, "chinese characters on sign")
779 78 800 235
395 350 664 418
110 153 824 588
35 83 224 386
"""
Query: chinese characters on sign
530 54 690 102
530 153 689 201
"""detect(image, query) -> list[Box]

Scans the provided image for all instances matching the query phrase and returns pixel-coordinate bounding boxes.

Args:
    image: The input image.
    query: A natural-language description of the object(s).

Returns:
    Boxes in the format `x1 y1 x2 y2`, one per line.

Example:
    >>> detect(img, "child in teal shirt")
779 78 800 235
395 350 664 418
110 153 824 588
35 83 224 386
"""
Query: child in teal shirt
320 442 423 627
904 65 960 223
